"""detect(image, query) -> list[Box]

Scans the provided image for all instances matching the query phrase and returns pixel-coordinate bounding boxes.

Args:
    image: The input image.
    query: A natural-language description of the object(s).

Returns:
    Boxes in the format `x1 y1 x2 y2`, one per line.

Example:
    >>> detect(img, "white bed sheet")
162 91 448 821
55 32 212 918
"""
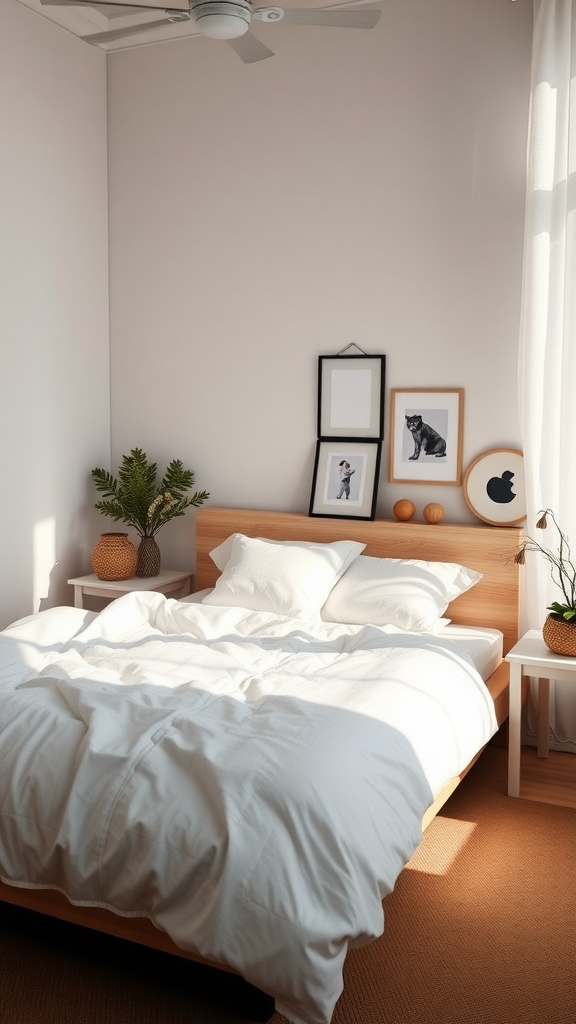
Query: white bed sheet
433 623 502 681
379 623 503 682
0 594 500 1024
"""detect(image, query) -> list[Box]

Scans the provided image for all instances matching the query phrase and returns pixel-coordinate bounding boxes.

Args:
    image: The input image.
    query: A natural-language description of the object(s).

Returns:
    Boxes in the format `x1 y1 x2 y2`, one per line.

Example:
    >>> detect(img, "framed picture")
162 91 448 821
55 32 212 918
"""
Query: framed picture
318 355 386 440
389 388 464 485
463 448 526 526
309 439 382 520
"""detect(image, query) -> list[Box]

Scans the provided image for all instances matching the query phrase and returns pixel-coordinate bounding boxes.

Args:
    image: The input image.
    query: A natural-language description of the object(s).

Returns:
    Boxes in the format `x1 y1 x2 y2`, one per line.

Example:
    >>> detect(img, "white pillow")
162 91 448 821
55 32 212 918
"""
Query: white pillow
321 554 482 631
202 533 365 619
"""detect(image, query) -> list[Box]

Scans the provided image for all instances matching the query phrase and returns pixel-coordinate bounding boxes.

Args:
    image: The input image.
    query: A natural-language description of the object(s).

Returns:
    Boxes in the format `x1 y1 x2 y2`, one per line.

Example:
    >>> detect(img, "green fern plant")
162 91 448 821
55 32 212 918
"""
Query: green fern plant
515 509 576 622
91 448 209 539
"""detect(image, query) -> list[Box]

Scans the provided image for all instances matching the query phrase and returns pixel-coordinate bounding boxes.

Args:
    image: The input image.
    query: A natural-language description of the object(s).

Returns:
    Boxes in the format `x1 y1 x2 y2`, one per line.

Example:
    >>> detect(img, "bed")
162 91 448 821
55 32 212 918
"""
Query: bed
0 507 522 1024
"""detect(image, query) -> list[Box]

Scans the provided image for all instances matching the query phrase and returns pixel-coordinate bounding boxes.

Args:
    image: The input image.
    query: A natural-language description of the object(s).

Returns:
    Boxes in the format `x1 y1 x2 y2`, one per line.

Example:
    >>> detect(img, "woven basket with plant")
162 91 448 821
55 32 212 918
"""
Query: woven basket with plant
515 509 576 655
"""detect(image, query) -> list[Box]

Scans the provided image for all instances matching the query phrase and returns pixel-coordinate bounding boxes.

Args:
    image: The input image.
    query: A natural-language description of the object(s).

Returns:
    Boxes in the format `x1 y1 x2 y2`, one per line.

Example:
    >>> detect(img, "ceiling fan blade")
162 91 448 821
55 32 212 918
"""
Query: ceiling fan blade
82 16 182 43
273 8 381 28
226 32 275 63
40 0 191 10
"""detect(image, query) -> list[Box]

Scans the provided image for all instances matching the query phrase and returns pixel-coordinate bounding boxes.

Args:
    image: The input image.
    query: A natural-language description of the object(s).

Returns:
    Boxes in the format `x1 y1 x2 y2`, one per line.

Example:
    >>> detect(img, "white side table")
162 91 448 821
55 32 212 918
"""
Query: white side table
506 629 576 796
68 570 193 609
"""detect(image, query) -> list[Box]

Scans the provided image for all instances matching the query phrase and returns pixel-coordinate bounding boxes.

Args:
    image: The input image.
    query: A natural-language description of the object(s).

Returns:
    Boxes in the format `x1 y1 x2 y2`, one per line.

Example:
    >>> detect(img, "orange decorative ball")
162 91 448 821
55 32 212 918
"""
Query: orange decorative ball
393 499 416 522
423 502 445 525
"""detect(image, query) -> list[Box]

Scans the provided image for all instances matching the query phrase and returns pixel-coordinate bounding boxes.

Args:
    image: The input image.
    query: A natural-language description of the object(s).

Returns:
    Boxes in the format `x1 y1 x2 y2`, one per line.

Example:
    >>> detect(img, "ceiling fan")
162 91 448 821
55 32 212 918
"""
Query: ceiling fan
39 0 382 63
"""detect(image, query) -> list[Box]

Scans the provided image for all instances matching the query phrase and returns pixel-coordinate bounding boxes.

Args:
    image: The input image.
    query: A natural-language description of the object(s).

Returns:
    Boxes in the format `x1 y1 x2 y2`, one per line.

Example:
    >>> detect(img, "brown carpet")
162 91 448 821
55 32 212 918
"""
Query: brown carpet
1 749 575 1024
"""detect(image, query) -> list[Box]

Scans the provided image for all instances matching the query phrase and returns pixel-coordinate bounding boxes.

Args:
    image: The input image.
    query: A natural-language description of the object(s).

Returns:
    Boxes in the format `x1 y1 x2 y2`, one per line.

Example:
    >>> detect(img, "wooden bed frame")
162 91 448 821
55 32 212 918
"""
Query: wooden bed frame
0 507 522 1017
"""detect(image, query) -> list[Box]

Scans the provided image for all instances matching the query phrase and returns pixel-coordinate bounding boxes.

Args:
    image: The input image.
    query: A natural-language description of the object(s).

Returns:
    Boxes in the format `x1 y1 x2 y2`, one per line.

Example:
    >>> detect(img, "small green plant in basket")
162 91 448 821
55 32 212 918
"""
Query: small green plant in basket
515 509 576 622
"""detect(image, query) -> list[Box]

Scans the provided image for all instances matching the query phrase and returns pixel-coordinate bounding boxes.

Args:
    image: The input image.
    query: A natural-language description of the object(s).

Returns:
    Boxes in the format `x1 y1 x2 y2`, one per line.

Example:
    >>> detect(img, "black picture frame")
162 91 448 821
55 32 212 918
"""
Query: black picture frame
309 439 382 520
318 355 386 440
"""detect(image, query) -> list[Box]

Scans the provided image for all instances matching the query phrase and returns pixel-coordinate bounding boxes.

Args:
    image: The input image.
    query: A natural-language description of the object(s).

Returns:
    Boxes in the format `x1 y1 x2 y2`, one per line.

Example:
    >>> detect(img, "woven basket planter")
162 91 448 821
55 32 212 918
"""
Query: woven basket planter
91 533 137 581
542 613 576 657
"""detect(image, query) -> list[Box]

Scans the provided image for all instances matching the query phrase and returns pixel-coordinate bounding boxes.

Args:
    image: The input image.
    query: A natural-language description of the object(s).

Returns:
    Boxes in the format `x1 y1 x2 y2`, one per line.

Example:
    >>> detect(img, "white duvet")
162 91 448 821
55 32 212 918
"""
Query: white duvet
0 593 498 1024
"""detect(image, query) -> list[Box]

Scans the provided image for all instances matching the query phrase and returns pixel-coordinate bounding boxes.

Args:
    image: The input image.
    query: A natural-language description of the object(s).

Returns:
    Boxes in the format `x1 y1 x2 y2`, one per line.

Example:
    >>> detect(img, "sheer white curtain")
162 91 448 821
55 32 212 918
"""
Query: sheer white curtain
518 0 576 750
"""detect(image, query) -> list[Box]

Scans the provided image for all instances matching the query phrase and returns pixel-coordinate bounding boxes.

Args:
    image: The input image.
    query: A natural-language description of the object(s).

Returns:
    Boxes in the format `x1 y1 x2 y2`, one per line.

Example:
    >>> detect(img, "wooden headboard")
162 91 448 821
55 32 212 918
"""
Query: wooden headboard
195 508 521 654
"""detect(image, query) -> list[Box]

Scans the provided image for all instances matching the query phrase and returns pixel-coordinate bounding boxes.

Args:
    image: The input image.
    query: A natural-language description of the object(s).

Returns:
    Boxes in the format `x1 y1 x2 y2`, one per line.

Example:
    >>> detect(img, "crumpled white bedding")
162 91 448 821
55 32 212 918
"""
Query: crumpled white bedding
0 593 498 1024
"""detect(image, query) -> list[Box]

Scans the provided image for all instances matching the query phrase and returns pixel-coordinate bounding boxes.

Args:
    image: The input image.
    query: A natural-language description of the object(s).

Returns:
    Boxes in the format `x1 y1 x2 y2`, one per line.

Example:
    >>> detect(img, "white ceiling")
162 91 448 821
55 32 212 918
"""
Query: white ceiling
15 0 366 52
16 0 204 49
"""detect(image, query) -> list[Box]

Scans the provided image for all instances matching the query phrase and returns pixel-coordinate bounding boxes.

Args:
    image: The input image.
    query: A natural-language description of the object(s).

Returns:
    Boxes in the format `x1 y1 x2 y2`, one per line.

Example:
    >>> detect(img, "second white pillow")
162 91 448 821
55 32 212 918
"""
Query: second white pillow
321 554 482 631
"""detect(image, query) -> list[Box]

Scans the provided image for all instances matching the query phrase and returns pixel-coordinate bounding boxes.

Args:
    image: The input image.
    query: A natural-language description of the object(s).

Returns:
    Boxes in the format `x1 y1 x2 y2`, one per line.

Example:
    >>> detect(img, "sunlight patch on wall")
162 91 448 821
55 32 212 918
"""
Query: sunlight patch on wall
532 81 558 195
405 817 477 876
34 518 56 611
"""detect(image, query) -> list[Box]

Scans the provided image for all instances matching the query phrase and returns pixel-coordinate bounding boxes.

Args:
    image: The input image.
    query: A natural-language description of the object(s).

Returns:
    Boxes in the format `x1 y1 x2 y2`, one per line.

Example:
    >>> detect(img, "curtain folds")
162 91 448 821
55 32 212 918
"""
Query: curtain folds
518 0 576 749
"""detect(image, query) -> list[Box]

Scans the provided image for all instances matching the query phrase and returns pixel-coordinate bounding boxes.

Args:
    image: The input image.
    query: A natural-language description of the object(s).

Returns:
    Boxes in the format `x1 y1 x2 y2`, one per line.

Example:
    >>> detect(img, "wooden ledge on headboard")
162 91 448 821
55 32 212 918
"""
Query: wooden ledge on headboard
195 508 521 654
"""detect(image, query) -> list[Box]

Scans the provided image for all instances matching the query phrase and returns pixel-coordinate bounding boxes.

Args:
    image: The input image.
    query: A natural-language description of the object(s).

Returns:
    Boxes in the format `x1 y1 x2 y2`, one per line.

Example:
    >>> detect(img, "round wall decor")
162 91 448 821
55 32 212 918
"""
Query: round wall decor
463 448 526 526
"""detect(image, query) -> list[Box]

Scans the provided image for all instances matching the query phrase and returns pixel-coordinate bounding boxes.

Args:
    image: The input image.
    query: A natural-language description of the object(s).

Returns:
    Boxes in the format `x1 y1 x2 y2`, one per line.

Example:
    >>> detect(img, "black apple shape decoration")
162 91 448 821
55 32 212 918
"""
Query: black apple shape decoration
486 470 516 504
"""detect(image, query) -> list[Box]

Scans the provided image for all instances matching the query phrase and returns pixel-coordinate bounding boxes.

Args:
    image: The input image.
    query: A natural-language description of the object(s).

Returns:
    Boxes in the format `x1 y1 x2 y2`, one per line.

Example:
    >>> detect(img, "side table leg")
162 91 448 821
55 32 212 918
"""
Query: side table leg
508 663 522 797
73 585 84 609
537 677 550 758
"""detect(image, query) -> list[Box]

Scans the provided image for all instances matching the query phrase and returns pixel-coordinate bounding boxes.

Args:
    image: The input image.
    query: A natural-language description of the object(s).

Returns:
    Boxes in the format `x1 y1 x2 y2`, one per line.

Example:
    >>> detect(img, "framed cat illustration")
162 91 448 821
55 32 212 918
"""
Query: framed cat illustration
389 388 464 485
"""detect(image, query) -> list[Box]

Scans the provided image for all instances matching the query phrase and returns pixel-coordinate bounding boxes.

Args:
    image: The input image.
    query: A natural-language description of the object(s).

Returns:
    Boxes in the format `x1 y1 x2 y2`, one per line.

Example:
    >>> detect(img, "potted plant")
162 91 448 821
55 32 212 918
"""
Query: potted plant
515 509 576 655
91 448 209 577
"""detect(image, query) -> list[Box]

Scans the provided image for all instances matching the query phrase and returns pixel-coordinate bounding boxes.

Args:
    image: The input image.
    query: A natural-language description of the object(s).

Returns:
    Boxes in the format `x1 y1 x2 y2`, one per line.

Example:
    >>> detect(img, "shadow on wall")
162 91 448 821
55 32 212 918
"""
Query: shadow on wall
37 508 95 616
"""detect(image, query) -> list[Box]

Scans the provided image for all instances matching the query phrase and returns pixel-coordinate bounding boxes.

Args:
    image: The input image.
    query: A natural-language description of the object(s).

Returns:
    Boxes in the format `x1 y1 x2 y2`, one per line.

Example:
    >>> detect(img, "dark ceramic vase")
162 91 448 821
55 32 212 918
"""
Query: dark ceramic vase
136 536 161 578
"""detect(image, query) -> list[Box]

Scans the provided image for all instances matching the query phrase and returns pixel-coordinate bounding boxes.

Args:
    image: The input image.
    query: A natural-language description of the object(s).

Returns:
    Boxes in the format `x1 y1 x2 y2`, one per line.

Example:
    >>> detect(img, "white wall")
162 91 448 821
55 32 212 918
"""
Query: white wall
106 0 533 571
0 1 110 627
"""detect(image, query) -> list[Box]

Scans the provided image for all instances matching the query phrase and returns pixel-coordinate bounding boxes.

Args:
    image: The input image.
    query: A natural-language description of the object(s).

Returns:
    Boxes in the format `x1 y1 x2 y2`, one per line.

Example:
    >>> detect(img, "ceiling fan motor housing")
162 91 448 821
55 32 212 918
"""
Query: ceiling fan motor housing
253 7 284 20
192 1 252 39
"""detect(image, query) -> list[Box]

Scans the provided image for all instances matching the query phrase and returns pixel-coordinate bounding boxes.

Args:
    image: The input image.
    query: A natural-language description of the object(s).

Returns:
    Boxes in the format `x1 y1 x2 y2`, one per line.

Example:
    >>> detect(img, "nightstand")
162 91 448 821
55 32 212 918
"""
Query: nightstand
506 629 576 797
68 570 193 609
